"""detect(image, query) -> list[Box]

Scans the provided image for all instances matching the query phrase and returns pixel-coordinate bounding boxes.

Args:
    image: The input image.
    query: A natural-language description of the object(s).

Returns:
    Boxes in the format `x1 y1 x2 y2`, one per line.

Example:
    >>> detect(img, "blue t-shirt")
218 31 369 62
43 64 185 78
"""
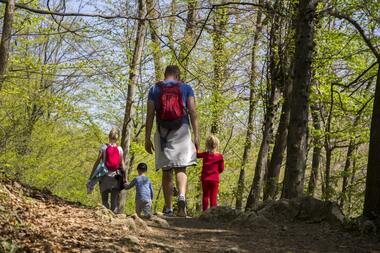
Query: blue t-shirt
148 80 195 124
125 175 154 201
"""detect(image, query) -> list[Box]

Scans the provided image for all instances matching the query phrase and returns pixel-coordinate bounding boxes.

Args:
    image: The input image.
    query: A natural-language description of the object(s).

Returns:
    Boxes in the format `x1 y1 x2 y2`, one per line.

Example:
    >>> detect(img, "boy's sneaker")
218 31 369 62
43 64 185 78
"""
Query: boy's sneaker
177 195 187 217
163 208 174 217
86 180 95 194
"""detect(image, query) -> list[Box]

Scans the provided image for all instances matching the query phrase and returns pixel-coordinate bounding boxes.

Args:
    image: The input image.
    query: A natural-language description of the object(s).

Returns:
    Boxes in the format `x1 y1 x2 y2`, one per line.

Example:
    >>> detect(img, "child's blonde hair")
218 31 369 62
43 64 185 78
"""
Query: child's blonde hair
206 135 220 152
109 127 120 141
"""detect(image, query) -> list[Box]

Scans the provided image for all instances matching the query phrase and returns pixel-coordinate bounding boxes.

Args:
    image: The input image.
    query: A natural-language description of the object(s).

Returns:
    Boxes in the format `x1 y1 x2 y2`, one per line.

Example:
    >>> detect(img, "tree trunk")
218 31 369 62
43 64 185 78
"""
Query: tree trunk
246 8 285 209
307 105 321 196
340 139 355 209
348 157 357 217
324 147 332 200
363 65 380 218
264 77 292 200
210 6 228 134
245 84 279 210
0 0 16 90
178 0 198 80
282 0 317 199
119 0 147 213
323 83 334 200
235 2 263 210
168 0 177 64
147 0 163 81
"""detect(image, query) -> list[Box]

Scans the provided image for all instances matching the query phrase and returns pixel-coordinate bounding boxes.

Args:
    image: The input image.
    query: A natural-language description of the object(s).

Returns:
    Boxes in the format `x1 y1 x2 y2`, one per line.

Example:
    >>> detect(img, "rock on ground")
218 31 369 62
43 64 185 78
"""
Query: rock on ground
257 198 301 223
151 215 170 228
131 213 153 233
296 196 344 225
199 206 242 223
120 235 140 246
230 210 257 226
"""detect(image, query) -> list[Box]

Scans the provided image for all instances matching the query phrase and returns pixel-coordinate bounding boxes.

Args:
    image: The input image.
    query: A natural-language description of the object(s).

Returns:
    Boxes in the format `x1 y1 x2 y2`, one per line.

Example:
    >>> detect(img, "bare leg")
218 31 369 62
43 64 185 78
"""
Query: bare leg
162 169 173 210
175 167 187 196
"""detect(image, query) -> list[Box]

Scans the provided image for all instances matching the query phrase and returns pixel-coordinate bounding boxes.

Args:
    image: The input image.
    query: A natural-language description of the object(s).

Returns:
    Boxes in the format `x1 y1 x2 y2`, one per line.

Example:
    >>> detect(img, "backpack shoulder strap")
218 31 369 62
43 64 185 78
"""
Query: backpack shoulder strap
101 144 108 162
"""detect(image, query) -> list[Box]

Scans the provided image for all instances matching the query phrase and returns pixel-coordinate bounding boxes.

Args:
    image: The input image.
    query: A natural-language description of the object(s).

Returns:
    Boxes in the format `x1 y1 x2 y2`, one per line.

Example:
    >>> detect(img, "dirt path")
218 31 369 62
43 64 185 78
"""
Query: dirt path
148 216 380 253
1 180 380 253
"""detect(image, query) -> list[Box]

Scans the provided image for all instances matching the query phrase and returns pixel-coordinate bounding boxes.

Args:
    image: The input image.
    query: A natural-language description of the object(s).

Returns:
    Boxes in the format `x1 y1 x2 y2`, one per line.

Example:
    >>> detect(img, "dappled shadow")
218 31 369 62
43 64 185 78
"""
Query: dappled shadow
147 216 380 253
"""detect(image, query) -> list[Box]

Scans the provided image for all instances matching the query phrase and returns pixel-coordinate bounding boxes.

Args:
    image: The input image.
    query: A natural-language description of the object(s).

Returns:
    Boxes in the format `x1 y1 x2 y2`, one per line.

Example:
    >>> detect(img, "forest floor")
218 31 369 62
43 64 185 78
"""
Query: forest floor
1 180 380 253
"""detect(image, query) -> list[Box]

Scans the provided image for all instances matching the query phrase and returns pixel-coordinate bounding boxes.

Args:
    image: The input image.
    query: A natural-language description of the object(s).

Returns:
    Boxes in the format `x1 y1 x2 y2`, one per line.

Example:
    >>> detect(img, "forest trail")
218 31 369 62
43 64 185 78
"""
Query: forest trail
1 180 380 253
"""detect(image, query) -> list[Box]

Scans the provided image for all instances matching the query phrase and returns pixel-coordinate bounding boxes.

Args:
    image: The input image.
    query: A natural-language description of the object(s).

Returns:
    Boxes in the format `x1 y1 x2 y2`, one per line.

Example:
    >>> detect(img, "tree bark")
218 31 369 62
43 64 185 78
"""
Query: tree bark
178 0 198 81
246 82 279 210
246 8 285 209
245 19 281 208
147 0 163 81
168 0 177 64
323 83 334 200
210 6 228 134
264 77 292 200
119 0 147 213
282 0 317 199
235 2 263 210
340 139 355 209
307 105 321 196
0 0 16 90
348 157 357 217
363 65 380 218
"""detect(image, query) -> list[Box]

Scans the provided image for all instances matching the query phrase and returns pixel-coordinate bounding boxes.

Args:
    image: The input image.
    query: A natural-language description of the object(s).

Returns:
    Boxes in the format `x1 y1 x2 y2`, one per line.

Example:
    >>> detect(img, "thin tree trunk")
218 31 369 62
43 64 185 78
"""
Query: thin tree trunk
210 6 228 134
119 0 147 213
307 105 321 196
147 0 163 81
324 147 332 200
246 84 279 210
246 21 281 208
348 156 357 217
0 0 16 90
282 0 317 199
264 77 292 200
263 0 296 201
168 0 177 64
340 139 355 209
246 9 284 209
235 1 264 210
178 0 198 80
323 83 334 200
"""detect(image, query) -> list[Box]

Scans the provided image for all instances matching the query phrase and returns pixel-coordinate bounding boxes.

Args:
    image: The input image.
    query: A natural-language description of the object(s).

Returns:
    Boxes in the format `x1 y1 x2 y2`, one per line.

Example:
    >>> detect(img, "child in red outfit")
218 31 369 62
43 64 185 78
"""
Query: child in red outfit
197 135 224 211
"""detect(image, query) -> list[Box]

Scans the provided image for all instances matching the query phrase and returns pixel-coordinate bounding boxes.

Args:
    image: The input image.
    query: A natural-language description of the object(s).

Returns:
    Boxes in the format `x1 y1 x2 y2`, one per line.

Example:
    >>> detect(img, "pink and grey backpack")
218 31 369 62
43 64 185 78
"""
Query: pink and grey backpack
104 144 120 171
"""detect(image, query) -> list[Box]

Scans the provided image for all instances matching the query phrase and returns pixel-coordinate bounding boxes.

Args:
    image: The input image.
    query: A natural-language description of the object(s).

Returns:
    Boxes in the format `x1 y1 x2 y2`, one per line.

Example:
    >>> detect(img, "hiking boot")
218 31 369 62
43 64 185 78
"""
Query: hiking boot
163 208 174 217
177 195 187 217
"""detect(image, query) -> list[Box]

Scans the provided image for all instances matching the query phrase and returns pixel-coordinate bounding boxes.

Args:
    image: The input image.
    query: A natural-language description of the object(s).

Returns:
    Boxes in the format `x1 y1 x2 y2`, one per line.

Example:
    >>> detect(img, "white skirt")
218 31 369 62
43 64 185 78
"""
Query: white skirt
154 123 197 170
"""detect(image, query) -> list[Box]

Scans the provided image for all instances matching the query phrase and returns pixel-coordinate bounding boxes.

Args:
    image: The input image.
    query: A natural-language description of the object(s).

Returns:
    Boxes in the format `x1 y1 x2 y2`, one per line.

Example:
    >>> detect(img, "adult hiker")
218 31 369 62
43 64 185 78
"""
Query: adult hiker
88 127 126 213
145 65 199 217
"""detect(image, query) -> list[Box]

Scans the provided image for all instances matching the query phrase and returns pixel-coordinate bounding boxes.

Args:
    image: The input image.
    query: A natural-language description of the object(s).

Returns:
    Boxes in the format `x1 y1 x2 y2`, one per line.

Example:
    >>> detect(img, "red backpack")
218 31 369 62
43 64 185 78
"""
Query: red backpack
104 144 120 171
156 81 186 130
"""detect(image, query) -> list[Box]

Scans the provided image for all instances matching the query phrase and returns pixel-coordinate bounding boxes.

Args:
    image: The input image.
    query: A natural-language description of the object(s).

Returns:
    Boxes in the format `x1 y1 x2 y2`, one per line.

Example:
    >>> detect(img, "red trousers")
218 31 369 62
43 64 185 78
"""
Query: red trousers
202 180 219 211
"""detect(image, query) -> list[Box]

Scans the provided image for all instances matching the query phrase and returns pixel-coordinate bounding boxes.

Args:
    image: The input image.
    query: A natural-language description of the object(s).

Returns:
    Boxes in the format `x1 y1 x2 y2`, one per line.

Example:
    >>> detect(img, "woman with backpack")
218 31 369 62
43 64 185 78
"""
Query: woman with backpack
145 65 200 217
87 127 126 213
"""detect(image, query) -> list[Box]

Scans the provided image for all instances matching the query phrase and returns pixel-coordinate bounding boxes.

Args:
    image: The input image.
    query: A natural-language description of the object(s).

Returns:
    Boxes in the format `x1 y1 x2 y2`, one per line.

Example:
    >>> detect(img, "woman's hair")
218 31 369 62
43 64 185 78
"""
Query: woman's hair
109 127 120 141
164 65 181 80
206 135 220 152
137 163 148 172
